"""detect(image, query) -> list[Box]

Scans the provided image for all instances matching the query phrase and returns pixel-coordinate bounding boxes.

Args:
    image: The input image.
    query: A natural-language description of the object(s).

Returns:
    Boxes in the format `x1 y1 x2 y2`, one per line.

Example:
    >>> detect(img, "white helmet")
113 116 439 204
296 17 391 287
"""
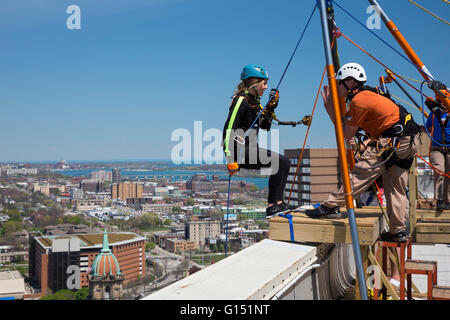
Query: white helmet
336 62 367 82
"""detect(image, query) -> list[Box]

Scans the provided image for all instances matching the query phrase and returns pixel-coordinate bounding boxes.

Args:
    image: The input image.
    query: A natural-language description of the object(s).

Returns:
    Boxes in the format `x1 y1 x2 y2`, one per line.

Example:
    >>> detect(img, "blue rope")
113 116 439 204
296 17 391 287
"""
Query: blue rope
244 3 318 141
225 174 231 257
333 0 433 80
420 80 450 147
278 213 295 242
275 3 317 91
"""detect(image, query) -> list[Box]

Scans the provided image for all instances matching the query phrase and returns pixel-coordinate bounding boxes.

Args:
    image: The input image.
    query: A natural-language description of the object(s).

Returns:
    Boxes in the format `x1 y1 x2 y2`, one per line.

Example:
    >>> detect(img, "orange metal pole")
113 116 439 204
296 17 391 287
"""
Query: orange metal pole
369 0 450 111
326 64 354 210
318 0 367 299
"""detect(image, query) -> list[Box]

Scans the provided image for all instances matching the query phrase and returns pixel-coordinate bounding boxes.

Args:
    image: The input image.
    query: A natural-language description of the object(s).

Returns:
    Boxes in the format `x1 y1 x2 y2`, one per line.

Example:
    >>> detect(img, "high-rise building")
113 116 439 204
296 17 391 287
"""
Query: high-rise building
91 170 112 182
111 182 143 200
283 148 342 207
112 168 121 184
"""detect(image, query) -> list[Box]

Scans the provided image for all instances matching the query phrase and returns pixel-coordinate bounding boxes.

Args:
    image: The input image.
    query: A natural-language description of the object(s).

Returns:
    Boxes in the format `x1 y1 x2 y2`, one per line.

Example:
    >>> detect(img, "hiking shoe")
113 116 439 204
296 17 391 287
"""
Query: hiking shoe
379 230 408 243
279 201 289 211
305 204 344 219
437 200 445 211
266 203 289 219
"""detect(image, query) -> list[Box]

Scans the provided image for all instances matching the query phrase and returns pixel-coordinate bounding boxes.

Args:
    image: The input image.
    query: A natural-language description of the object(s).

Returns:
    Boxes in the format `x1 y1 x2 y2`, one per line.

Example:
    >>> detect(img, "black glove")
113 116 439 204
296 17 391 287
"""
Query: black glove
425 97 443 113
266 89 279 112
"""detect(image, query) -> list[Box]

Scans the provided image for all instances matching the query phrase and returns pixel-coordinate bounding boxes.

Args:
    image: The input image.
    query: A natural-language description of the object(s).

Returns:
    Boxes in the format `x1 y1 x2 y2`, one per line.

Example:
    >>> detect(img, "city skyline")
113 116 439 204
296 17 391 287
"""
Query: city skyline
1 1 449 162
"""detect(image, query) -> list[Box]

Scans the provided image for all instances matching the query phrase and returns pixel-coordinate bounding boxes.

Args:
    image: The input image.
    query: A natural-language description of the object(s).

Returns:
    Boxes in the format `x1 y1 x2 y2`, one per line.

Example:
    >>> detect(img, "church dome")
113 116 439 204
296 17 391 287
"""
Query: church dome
90 229 122 277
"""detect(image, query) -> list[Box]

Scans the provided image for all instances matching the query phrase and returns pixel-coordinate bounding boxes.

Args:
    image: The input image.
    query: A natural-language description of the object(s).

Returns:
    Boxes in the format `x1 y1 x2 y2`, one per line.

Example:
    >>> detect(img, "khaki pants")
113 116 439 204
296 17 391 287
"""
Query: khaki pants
430 150 450 203
323 134 419 234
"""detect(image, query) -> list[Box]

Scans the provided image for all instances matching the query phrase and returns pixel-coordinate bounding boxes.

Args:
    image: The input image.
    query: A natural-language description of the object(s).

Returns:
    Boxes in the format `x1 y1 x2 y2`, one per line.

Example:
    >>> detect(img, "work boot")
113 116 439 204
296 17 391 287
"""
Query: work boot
379 230 408 243
436 200 445 211
445 202 450 211
266 203 289 219
305 204 345 219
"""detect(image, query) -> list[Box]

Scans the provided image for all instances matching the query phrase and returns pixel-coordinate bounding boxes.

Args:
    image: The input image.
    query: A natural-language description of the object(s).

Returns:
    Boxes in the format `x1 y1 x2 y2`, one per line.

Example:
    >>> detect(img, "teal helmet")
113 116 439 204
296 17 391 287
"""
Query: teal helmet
240 64 269 80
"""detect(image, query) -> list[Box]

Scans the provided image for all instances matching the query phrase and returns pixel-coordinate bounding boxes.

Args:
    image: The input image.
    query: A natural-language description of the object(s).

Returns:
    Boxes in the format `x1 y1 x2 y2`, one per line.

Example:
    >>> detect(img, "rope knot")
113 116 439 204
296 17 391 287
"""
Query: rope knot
333 27 342 38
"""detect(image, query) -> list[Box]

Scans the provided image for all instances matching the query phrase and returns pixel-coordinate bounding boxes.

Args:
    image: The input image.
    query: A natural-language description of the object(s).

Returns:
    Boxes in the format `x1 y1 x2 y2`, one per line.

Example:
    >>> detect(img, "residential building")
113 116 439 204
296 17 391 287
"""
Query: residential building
70 188 83 200
112 168 121 183
283 148 341 207
74 199 106 211
185 220 221 248
166 239 196 254
81 179 104 193
91 170 112 182
111 182 143 200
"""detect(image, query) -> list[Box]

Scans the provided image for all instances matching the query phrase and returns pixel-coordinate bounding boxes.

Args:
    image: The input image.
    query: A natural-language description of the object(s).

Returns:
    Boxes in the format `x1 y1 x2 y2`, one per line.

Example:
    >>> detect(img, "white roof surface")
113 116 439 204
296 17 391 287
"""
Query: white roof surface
143 239 320 300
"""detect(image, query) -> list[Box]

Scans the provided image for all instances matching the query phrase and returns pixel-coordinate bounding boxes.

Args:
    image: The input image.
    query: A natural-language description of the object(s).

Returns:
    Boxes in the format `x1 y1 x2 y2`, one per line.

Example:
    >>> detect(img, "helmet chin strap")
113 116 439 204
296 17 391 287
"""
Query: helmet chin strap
342 79 364 101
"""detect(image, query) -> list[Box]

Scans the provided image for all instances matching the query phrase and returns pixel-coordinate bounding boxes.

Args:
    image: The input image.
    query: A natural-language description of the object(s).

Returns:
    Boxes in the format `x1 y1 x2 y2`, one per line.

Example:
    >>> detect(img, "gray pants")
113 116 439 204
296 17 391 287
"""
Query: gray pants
323 134 419 234
430 150 450 203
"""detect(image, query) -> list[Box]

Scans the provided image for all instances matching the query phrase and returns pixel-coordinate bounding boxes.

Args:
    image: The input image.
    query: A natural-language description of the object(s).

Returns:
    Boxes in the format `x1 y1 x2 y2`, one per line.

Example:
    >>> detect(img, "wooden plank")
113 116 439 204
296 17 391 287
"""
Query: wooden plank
415 233 450 244
405 260 437 272
270 212 380 227
416 209 450 220
415 222 450 233
432 286 450 299
269 212 382 245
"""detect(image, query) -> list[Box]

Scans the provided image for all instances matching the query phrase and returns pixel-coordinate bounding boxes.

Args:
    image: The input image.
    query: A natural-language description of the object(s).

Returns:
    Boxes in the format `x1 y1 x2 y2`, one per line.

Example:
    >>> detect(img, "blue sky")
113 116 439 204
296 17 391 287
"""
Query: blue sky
1 0 449 162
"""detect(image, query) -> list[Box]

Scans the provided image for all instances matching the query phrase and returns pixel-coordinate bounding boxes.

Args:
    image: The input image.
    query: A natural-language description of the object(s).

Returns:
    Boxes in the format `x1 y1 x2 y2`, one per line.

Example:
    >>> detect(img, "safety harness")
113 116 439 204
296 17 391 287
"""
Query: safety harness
349 85 421 170
430 109 450 154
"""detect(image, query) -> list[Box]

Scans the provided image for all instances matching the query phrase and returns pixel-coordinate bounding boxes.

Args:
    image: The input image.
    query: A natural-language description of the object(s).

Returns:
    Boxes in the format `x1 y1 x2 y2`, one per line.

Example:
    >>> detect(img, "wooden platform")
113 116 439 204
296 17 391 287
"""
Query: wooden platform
269 209 385 245
414 209 450 244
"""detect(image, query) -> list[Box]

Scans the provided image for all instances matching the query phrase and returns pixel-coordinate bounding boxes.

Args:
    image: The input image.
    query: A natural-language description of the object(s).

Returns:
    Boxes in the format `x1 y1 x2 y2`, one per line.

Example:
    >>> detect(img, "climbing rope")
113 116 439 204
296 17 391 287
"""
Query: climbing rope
408 0 450 26
333 0 430 77
390 93 424 114
415 153 450 178
243 3 317 139
334 28 428 100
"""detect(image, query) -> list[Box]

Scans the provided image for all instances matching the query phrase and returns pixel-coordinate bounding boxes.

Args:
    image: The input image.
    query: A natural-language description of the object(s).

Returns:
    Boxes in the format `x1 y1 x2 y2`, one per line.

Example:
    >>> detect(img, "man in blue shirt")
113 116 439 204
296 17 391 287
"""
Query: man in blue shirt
425 99 450 210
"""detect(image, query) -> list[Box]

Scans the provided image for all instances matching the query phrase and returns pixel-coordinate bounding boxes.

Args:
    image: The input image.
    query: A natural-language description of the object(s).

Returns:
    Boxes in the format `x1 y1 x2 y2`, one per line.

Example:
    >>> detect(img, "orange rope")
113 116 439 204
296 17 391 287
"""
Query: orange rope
335 28 428 100
286 65 327 205
415 153 450 178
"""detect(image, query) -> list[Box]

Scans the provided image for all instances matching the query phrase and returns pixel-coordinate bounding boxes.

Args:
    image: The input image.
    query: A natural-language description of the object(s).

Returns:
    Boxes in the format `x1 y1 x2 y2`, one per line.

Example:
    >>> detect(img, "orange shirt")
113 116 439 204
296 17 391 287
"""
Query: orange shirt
345 90 400 138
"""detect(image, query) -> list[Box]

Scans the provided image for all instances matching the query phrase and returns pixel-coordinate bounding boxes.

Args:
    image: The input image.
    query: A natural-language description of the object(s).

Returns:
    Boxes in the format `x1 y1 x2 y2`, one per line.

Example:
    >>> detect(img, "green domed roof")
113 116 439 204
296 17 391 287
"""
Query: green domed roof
90 229 122 277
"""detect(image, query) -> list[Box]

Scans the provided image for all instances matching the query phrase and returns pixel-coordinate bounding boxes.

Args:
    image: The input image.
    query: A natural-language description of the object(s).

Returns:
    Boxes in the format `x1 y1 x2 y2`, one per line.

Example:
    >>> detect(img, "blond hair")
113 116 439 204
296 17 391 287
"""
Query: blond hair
233 77 265 98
